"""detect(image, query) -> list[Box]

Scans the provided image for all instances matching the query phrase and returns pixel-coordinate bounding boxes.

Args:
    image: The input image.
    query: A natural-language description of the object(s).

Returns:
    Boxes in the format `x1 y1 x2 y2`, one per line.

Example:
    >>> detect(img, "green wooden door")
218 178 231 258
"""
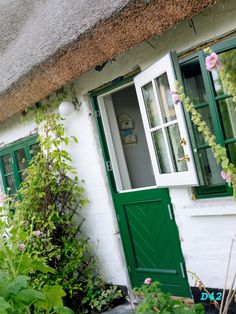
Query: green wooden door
113 188 191 297
92 86 191 297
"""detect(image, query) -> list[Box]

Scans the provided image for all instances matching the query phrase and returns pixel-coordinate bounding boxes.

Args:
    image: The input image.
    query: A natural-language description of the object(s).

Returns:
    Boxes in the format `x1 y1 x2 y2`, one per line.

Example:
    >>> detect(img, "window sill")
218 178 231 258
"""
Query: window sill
182 196 236 216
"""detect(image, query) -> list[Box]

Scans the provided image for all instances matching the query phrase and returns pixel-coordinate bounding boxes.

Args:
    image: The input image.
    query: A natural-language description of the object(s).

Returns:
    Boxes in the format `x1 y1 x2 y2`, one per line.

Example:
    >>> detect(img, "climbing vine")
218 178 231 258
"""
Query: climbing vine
0 94 123 312
174 47 236 199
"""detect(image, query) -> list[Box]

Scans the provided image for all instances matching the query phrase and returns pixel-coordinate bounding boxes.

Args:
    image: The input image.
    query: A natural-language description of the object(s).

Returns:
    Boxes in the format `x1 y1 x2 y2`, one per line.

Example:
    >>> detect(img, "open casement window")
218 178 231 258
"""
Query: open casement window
134 53 198 187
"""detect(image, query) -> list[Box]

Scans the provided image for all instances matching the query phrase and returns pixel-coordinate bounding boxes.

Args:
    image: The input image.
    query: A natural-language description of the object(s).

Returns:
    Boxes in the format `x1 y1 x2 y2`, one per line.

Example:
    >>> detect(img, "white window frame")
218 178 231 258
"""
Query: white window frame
98 83 134 191
134 53 198 187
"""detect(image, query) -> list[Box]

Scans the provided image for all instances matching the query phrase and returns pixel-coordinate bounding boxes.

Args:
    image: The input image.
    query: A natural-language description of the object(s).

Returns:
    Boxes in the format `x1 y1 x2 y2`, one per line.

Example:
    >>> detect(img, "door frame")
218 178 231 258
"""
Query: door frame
90 74 191 297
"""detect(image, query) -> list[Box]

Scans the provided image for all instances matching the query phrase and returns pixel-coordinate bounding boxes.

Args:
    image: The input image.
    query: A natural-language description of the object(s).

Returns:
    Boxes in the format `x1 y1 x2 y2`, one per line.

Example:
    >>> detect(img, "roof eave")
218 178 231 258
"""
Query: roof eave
0 0 216 122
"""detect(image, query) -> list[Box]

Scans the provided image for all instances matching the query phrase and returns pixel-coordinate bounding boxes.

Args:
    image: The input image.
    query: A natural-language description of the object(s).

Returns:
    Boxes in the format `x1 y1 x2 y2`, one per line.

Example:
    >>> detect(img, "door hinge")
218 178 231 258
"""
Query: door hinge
116 214 120 222
180 262 186 278
168 204 173 220
127 265 131 273
105 160 113 172
95 110 101 117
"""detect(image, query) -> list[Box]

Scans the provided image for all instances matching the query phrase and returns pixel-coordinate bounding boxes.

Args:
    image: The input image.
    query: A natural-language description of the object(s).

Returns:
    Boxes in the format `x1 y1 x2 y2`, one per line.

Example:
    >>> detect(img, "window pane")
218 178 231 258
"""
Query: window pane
19 171 27 183
182 62 207 104
142 82 161 127
155 73 176 123
227 142 236 166
194 106 214 146
2 154 13 174
212 48 236 96
218 97 236 139
15 149 27 171
30 143 40 157
152 130 171 174
5 175 16 195
198 148 223 185
166 124 188 172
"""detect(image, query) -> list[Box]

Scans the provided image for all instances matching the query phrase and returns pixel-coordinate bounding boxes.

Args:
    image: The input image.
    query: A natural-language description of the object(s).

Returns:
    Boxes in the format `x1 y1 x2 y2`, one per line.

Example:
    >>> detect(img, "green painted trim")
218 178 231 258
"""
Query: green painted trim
0 133 38 194
90 74 191 297
90 69 140 98
178 36 236 199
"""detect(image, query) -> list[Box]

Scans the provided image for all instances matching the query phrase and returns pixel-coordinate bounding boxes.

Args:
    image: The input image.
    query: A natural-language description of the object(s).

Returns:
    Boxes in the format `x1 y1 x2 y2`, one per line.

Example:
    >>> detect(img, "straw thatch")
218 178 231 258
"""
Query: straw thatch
0 0 216 122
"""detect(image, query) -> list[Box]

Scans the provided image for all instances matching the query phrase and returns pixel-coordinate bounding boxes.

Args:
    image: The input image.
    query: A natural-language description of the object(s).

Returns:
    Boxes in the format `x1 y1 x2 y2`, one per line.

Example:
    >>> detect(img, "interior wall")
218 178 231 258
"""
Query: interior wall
111 85 155 189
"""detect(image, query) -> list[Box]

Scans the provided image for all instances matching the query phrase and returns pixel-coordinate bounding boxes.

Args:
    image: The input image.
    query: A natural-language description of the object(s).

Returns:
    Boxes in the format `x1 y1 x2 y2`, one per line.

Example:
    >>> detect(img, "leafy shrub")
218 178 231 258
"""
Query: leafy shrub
0 111 122 313
82 276 123 312
0 274 74 314
134 279 204 313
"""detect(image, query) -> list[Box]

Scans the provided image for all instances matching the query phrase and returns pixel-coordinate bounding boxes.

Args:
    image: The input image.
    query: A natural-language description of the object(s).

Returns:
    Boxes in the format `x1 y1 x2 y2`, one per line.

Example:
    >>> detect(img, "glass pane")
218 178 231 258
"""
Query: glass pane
227 142 236 166
212 48 236 96
166 124 187 172
2 154 13 174
5 175 16 195
198 148 223 185
152 130 171 174
19 171 27 182
15 149 27 171
30 143 40 157
142 82 161 127
218 98 236 139
194 106 214 146
155 73 176 123
182 62 207 105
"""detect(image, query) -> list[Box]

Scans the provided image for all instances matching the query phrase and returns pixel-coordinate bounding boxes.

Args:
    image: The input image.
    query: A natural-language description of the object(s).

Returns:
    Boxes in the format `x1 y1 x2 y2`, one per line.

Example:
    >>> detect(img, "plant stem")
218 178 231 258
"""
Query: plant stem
220 238 235 313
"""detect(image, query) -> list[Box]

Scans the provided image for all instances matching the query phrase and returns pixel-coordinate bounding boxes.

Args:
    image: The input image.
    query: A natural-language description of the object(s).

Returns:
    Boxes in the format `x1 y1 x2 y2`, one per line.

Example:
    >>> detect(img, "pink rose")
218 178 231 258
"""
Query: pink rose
18 244 25 251
220 170 231 183
205 52 222 71
0 194 6 202
34 230 41 238
171 91 180 105
144 277 152 285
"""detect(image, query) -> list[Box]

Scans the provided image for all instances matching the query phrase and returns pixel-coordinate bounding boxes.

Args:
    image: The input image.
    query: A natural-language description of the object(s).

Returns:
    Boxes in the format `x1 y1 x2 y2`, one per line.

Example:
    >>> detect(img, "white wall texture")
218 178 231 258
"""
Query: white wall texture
0 0 236 290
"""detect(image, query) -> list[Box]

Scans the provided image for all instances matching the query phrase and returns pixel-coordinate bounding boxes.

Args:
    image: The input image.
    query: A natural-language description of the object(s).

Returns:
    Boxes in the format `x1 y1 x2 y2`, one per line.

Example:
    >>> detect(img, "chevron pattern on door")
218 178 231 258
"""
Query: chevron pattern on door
124 200 177 272
117 191 191 297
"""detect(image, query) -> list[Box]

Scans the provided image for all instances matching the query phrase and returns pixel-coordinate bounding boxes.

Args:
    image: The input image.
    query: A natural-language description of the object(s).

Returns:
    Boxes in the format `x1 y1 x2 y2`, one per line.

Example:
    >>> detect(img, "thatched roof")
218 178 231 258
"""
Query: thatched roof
0 0 216 122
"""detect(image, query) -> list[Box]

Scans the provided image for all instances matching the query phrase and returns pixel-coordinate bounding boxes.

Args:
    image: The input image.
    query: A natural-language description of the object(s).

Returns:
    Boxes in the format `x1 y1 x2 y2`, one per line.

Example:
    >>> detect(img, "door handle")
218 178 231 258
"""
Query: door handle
177 155 190 162
180 262 186 278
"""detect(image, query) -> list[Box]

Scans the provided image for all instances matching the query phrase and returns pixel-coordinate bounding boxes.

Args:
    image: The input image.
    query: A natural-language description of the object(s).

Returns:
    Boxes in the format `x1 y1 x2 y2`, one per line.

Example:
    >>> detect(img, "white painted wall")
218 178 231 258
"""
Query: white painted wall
0 0 236 290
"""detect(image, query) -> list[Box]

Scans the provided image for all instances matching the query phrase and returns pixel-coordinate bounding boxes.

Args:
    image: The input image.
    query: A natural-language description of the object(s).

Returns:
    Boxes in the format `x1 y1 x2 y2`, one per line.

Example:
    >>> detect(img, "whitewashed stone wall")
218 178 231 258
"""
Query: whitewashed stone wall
0 0 236 289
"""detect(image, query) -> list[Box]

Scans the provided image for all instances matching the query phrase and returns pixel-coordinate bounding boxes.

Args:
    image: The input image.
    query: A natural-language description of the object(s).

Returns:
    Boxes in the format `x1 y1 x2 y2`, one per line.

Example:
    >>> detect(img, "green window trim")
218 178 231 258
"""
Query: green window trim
0 134 38 195
177 37 236 199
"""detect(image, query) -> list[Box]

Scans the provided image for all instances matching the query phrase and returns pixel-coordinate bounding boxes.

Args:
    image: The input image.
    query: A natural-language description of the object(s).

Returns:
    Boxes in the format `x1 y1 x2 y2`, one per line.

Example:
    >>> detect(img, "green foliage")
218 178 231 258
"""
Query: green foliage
82 276 123 312
10 112 93 309
0 110 122 312
134 281 204 314
0 274 73 314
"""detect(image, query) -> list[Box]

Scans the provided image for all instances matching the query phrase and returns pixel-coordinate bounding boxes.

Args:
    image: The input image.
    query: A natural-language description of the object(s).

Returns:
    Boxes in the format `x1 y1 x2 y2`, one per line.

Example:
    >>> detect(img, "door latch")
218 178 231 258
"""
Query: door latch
168 204 173 220
177 155 190 162
179 138 187 145
105 161 113 172
180 262 186 278
95 110 101 117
